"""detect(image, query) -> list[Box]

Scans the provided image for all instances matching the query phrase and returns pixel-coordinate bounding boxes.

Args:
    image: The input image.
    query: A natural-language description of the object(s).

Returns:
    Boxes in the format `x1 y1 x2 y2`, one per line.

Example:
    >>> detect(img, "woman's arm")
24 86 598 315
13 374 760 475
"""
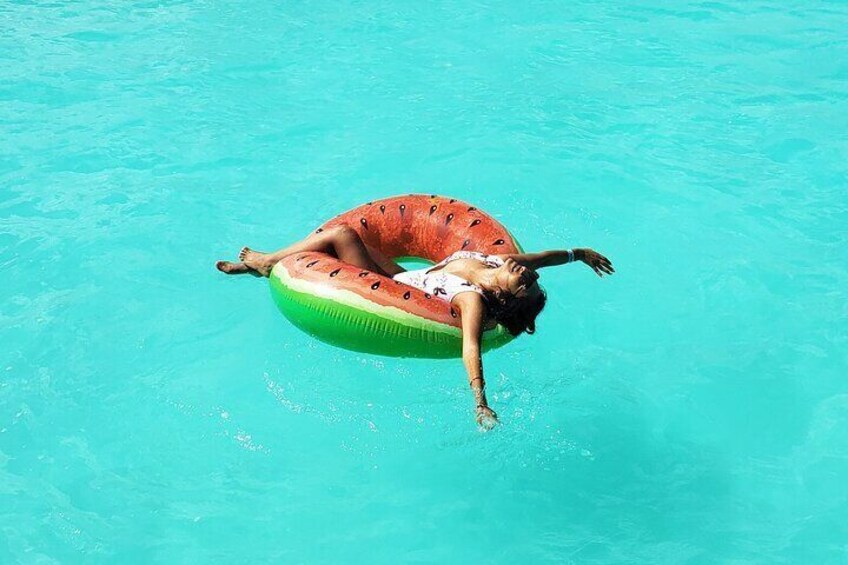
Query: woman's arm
500 248 615 277
452 292 498 429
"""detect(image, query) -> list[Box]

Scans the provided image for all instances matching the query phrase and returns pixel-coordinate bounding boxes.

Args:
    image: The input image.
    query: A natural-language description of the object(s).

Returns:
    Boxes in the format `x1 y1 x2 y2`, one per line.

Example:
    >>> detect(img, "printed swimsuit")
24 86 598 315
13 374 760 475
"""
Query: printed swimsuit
392 251 505 303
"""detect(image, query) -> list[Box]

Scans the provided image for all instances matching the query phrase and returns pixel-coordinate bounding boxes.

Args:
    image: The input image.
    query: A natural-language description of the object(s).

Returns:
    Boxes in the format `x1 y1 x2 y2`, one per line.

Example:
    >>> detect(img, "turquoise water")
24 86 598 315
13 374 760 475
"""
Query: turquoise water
2 0 847 562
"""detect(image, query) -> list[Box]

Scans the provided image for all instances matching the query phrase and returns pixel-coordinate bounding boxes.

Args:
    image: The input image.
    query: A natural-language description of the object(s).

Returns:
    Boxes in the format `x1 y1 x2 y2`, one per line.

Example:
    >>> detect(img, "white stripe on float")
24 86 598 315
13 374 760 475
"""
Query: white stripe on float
270 263 462 338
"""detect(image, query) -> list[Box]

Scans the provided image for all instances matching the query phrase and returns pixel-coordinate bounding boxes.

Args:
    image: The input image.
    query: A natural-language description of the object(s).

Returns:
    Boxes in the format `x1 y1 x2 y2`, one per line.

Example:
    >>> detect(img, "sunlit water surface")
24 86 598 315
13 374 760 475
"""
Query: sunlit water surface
2 1 847 562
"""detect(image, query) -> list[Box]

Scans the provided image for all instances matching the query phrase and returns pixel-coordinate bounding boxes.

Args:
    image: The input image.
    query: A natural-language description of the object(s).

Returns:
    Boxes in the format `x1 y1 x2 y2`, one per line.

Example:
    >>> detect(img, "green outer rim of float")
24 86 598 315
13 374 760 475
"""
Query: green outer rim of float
269 264 515 359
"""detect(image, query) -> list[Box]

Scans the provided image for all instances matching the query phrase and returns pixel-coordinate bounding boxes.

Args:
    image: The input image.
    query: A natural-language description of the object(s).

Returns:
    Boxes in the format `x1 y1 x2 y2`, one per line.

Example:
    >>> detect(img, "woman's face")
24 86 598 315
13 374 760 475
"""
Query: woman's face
496 258 540 298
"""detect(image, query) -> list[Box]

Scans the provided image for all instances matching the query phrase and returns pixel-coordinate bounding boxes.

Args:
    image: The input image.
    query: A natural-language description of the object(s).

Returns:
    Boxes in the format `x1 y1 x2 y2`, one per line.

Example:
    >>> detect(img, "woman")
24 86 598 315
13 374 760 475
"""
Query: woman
216 225 614 428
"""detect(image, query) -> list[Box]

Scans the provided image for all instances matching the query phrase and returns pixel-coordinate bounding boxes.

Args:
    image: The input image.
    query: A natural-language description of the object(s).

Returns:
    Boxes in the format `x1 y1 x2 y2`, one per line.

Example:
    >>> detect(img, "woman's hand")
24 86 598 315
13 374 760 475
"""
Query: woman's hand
576 248 615 277
476 405 499 430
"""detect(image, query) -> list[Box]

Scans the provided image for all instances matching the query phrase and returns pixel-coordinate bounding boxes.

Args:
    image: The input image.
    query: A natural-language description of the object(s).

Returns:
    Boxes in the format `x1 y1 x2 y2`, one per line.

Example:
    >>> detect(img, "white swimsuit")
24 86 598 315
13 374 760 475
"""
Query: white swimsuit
392 251 505 304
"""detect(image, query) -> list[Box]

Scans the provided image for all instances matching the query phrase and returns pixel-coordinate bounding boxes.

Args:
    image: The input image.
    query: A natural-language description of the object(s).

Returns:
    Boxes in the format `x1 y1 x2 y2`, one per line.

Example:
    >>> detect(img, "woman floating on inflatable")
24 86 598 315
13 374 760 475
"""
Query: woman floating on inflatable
216 195 614 429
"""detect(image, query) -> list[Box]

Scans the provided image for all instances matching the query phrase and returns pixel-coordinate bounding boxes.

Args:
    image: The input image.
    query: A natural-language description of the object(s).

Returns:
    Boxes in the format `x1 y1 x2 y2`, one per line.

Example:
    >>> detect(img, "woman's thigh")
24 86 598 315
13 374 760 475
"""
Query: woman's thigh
364 244 406 276
324 226 399 278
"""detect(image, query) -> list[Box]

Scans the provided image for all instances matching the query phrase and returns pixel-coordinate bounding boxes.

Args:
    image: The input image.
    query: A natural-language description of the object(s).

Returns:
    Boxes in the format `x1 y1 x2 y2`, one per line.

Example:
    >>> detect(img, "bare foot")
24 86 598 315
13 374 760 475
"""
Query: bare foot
216 260 260 276
238 247 273 276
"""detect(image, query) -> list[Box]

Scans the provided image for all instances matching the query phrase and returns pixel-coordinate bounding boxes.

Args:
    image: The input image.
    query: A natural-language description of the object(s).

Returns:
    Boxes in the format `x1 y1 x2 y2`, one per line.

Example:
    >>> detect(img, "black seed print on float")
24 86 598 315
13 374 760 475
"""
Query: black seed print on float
379 205 386 214
360 218 368 229
429 205 437 216
493 239 505 245
469 219 481 228
367 202 372 205
307 260 319 268
403 291 411 300
315 227 323 233
329 268 341 277
449 199 457 203
430 194 437 198
358 271 369 277
424 293 431 299
450 308 458 318
445 213 454 225
462 239 471 249
399 204 406 216
467 206 476 212
371 281 380 290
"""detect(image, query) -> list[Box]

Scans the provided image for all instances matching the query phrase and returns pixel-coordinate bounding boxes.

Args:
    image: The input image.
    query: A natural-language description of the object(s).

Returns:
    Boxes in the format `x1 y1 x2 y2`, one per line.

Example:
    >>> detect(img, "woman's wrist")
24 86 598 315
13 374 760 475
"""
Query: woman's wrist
573 248 586 262
561 248 584 263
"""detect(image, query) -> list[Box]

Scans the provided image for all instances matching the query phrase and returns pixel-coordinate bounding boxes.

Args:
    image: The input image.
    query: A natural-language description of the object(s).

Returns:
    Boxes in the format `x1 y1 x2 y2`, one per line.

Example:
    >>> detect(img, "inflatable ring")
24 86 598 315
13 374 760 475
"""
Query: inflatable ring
269 194 523 358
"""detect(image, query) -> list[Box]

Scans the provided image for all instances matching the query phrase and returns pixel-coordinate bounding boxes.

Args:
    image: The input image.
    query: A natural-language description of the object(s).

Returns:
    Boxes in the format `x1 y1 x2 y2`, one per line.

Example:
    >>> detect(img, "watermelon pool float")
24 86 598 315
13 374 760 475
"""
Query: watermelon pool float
269 194 524 358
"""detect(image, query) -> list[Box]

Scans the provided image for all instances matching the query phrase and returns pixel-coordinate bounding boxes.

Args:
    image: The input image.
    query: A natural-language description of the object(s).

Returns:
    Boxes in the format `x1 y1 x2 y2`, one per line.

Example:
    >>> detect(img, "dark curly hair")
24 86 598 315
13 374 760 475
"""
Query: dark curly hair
483 286 547 336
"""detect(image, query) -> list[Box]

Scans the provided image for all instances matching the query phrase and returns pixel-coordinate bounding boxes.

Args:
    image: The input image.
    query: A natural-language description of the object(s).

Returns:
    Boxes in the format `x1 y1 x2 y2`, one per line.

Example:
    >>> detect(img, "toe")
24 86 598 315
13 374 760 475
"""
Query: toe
216 260 253 275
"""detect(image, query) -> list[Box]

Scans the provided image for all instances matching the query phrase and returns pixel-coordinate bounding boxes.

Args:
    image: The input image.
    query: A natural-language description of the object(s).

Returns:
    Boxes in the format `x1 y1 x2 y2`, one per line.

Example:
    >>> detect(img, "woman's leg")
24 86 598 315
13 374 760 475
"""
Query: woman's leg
223 226 392 277
363 244 406 277
215 261 261 276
